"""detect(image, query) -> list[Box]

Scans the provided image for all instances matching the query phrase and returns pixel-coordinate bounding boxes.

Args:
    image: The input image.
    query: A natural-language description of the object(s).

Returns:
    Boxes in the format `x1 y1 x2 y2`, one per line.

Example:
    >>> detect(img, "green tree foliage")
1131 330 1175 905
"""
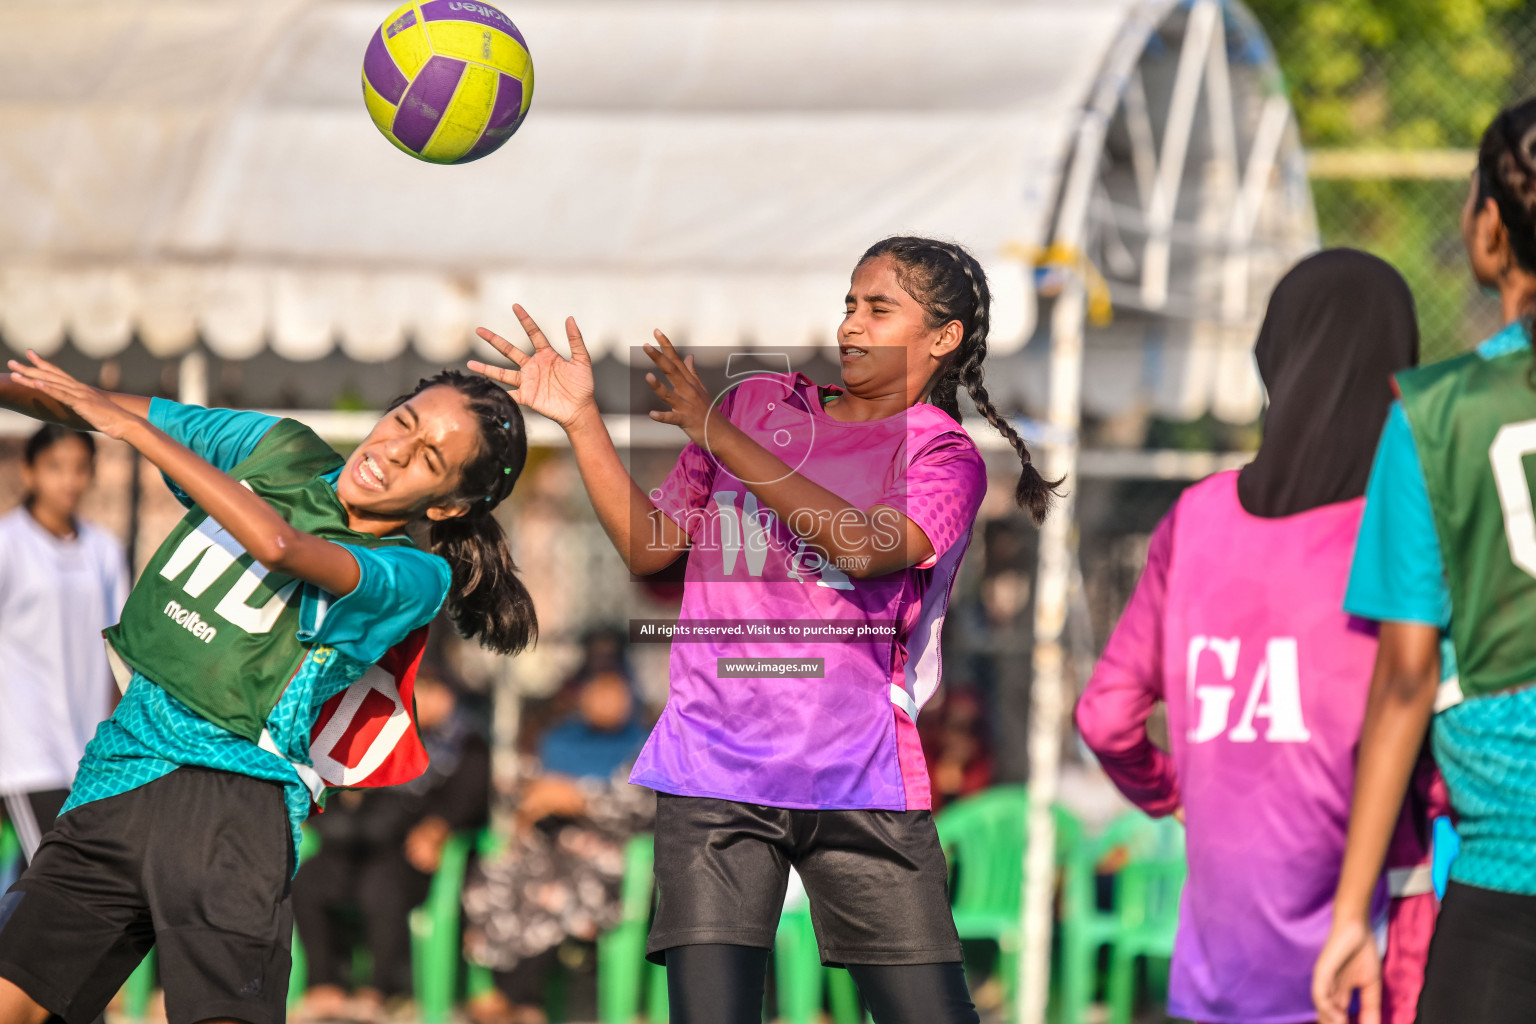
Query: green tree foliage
1243 0 1530 358
1247 0 1521 146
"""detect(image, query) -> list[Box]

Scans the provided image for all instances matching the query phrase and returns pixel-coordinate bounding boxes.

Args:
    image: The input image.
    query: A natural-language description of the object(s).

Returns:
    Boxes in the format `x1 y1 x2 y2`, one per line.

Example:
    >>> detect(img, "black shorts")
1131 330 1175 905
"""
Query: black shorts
0 767 295 1024
646 794 962 967
1417 880 1536 1024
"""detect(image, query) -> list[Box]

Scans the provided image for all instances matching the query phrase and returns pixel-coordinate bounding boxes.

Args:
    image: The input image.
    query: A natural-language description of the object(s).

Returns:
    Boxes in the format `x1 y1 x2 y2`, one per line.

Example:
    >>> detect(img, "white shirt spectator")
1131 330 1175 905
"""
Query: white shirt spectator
0 506 128 794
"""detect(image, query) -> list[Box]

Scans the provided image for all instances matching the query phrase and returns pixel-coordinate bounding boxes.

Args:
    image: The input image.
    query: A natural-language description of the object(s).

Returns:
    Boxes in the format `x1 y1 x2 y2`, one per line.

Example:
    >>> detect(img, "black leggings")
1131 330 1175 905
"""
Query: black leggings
664 943 980 1024
1416 880 1536 1024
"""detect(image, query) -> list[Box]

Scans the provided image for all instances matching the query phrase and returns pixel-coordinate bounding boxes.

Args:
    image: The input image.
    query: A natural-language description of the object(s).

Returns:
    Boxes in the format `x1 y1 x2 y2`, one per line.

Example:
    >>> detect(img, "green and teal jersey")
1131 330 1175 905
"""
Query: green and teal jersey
66 400 451 859
1345 320 1536 894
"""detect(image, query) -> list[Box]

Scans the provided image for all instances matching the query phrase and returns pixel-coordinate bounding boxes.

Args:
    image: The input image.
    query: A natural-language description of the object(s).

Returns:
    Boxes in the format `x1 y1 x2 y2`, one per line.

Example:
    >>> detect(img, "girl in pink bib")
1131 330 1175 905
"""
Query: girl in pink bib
1076 250 1433 1024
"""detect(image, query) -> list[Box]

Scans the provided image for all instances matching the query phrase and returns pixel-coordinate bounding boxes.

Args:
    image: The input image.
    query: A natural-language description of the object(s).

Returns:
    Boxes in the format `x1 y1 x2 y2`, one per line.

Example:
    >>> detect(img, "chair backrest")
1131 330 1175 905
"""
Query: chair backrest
935 787 1082 917
1099 812 1186 933
620 833 656 924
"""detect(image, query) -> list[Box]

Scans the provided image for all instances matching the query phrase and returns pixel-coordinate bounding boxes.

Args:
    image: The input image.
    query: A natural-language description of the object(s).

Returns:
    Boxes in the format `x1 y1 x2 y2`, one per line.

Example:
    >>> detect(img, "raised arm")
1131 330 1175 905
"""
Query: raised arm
640 333 937 577
469 307 691 576
9 353 363 596
1 365 149 428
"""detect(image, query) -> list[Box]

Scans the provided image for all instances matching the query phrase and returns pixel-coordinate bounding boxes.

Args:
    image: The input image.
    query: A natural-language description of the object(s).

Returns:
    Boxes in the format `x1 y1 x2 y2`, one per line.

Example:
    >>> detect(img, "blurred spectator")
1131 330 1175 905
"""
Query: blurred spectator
0 425 127 868
919 686 994 811
462 663 655 1024
291 666 490 1023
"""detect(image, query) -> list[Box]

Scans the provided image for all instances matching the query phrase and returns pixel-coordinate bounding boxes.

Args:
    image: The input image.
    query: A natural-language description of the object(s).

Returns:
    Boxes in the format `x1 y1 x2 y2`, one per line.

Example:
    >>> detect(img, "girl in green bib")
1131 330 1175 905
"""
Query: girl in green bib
1314 97 1536 1024
0 353 536 1024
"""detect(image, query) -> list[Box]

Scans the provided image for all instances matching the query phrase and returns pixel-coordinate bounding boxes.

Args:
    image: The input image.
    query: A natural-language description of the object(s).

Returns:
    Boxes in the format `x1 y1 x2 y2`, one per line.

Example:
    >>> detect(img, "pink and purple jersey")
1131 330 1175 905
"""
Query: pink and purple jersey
1077 472 1432 1024
630 373 987 811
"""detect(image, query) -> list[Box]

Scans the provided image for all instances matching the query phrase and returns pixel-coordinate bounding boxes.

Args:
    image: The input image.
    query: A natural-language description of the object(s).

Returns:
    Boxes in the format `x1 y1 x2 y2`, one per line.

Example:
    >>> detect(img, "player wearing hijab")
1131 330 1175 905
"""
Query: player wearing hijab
1078 249 1436 1024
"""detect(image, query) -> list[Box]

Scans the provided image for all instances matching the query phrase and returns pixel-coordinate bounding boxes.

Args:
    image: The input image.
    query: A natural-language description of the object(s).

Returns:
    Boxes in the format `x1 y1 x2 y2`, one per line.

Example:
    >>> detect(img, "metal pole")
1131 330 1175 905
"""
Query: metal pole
1018 150 1100 1024
1017 4 1167 1017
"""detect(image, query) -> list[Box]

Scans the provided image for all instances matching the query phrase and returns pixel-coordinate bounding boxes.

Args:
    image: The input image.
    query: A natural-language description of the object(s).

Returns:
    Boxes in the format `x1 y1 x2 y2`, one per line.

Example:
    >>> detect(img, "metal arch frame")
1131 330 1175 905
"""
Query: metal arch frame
1016 2 1304 1022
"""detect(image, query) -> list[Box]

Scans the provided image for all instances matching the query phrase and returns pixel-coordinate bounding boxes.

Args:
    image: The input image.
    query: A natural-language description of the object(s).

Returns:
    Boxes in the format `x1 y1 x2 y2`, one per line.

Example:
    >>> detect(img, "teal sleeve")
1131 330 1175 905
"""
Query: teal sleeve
298 545 451 666
147 400 282 506
1344 402 1452 627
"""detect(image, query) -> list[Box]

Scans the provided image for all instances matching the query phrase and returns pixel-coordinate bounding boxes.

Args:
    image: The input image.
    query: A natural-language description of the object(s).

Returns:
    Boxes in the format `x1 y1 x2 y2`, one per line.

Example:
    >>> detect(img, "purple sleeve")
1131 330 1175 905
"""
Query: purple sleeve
1075 508 1182 817
880 436 988 568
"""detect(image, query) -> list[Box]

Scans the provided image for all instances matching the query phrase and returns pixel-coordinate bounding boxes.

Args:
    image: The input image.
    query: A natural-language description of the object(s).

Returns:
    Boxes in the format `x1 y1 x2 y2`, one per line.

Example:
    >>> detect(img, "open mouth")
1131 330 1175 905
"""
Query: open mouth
353 452 387 491
838 344 868 363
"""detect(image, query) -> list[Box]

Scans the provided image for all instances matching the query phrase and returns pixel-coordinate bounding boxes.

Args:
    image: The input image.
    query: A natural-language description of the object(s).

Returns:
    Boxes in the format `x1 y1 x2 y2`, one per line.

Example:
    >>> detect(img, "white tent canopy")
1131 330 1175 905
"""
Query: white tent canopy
0 0 1312 421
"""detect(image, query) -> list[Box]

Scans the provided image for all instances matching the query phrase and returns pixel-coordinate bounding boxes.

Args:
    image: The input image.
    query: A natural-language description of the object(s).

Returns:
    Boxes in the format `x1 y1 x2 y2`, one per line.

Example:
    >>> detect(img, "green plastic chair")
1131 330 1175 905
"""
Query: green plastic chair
1103 814 1184 1024
1057 813 1135 1024
0 819 18 875
410 831 476 1024
596 833 661 1024
931 786 1083 1023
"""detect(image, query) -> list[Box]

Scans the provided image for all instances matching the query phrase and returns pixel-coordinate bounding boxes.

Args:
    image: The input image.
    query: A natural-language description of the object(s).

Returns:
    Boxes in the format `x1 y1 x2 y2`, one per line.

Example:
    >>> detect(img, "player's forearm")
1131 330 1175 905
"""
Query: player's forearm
1076 676 1180 816
707 421 919 574
119 418 361 594
1333 635 1439 923
565 406 688 574
0 381 150 429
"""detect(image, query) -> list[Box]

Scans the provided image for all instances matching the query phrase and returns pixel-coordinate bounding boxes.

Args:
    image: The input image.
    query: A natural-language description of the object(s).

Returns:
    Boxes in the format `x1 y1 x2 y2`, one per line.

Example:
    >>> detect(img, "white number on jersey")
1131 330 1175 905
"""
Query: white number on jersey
1489 419 1536 579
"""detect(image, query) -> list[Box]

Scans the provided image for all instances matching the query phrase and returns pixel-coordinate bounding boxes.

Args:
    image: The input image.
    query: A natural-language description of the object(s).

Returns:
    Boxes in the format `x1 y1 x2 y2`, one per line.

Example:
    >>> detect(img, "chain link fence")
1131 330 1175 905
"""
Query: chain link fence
1266 1 1536 362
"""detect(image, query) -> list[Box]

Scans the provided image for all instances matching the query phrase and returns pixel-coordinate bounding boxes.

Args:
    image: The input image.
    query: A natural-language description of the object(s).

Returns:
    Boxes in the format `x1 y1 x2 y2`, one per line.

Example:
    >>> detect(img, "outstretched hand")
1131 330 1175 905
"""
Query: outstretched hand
644 331 715 447
470 305 596 429
7 350 143 440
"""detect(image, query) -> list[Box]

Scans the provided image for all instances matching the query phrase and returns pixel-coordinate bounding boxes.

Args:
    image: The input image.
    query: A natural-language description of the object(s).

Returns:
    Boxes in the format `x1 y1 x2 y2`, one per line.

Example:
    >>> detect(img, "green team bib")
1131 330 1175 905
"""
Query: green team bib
1399 345 1536 700
106 419 413 741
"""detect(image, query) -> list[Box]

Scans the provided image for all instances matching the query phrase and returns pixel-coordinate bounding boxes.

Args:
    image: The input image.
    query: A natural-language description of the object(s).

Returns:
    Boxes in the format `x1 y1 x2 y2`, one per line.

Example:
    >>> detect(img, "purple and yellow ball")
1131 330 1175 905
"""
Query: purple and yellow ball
362 0 533 165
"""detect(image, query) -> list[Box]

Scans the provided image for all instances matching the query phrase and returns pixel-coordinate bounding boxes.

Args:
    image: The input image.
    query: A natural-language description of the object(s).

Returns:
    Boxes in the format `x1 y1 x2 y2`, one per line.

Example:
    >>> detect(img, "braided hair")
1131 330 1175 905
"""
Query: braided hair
386 370 537 654
858 236 1061 525
1477 98 1536 366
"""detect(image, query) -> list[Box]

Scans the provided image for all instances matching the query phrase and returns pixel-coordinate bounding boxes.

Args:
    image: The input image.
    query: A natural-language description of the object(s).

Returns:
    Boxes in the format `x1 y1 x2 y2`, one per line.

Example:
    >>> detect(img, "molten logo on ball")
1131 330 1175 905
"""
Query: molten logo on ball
362 0 534 164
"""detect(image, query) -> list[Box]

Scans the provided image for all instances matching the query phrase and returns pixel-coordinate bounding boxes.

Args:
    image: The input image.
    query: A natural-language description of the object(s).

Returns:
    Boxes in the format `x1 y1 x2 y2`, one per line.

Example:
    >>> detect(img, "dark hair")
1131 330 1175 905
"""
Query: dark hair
1476 98 1536 359
387 370 537 655
24 423 95 466
858 236 1061 525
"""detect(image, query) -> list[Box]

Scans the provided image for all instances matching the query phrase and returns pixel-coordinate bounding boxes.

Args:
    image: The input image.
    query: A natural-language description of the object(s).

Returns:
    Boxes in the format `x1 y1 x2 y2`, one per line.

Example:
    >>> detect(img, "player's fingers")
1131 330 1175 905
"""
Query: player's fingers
649 409 684 425
644 372 677 404
643 340 687 384
512 304 553 351
1310 962 1339 1024
467 360 521 388
565 317 592 363
8 371 70 401
1357 978 1381 1024
23 348 72 378
7 358 69 386
474 327 530 366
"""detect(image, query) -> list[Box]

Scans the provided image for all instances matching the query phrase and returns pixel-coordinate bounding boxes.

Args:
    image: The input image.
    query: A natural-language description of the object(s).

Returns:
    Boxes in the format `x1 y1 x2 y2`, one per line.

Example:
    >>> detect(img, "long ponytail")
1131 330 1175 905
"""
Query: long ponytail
388 371 538 654
858 236 1062 525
